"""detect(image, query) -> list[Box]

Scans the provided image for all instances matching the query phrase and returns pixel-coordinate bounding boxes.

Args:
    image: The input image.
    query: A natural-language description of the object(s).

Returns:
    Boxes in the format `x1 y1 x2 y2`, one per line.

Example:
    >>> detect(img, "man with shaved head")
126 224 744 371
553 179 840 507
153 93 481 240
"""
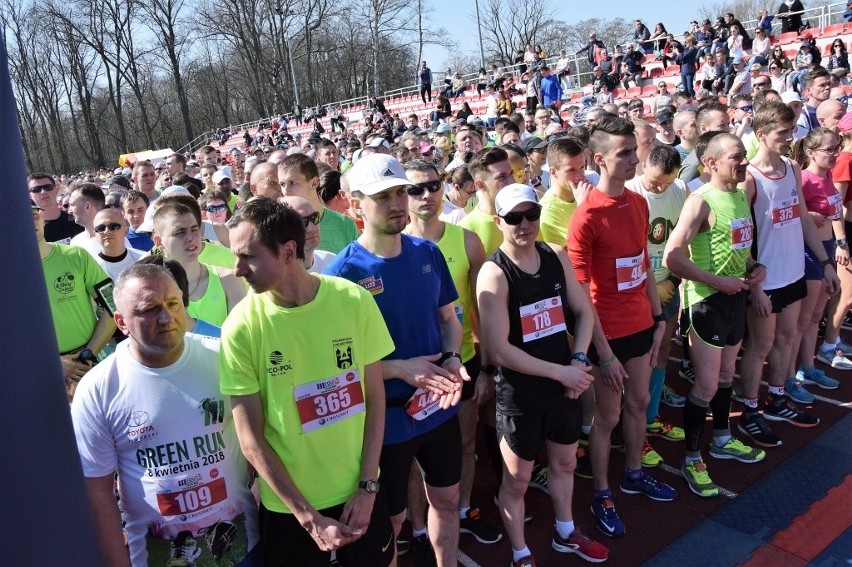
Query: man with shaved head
816 98 846 129
250 162 281 198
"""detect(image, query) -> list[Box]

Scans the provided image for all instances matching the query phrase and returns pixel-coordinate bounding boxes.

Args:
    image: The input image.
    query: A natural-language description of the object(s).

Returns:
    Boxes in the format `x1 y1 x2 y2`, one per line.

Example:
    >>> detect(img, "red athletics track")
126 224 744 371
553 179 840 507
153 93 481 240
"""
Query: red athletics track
399 339 852 567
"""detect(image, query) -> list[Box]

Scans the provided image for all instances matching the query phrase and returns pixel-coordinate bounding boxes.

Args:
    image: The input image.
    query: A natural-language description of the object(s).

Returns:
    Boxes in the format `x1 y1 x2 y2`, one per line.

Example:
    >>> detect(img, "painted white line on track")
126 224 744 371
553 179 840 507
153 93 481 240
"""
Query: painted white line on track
657 462 739 499
459 550 482 567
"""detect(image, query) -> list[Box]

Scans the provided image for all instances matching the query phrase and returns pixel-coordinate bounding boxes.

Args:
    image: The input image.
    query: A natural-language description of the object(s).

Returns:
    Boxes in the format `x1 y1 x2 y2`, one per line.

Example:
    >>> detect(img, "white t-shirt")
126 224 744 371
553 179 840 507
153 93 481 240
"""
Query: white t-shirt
71 335 259 566
626 177 689 282
440 200 468 224
94 248 146 282
308 249 337 274
71 231 134 258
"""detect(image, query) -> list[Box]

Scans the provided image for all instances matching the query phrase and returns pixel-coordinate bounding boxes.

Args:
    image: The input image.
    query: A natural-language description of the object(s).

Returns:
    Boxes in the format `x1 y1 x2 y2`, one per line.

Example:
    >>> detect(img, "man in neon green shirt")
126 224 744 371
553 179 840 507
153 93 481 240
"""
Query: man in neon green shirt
221 198 395 566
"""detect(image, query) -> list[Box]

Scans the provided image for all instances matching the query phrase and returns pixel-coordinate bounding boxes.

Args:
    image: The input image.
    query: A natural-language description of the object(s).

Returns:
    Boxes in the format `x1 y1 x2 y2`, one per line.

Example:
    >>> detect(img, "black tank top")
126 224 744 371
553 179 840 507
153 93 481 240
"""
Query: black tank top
491 242 575 414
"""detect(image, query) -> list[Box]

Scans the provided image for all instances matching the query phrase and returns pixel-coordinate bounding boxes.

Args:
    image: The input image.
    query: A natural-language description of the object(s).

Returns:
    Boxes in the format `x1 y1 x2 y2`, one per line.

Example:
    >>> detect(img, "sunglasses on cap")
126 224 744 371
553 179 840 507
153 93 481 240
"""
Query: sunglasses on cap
406 180 443 197
301 211 320 227
29 183 55 194
93 222 123 233
499 205 542 225
205 204 228 213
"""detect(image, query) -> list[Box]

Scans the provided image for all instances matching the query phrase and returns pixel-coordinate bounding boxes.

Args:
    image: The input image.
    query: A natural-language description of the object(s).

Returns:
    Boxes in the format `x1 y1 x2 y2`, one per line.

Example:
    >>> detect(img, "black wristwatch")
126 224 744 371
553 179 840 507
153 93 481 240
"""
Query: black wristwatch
77 348 97 366
652 313 667 324
359 479 380 494
821 258 834 268
438 352 462 365
481 364 498 376
836 237 848 247
571 352 591 365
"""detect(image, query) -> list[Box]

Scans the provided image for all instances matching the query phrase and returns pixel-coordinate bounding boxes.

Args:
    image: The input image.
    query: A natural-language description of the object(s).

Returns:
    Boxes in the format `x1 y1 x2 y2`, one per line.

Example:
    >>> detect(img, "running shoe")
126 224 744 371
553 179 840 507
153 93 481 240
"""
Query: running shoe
816 345 852 370
590 496 625 537
459 508 502 544
575 447 593 479
411 534 438 567
681 459 719 498
797 366 840 390
679 362 695 384
552 528 609 563
646 417 685 441
397 539 411 556
784 377 815 404
528 465 549 494
511 554 537 567
619 471 677 501
738 411 782 447
661 385 686 408
167 531 202 567
837 339 852 356
641 441 663 467
731 380 746 404
764 398 820 427
709 438 766 463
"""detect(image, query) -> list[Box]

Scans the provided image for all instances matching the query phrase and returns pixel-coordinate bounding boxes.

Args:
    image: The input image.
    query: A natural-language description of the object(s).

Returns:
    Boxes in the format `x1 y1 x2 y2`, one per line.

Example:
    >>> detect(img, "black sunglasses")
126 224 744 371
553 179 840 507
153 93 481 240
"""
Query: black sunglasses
406 180 443 197
301 211 320 227
29 183 55 194
205 204 228 213
93 222 123 233
500 205 542 225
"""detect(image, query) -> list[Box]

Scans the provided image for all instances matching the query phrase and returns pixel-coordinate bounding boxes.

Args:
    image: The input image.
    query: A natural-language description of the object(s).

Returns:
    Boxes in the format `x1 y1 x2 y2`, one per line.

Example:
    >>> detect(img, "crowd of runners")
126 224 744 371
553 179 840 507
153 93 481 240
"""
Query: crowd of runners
29 10 852 567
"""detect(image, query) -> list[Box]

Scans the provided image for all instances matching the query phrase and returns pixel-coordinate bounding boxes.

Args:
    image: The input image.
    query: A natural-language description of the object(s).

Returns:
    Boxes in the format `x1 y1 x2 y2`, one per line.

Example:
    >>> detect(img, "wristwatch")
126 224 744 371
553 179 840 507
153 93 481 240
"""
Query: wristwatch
481 364 498 376
571 352 591 365
821 258 834 268
837 237 848 247
358 479 380 494
438 351 462 365
652 313 667 324
77 348 97 366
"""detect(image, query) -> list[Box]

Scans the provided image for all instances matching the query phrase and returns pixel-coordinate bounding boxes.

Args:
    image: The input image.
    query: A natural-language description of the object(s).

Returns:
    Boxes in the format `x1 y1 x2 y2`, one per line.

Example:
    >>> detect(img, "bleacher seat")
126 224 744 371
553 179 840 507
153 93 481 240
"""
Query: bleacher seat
784 48 797 58
569 91 584 103
614 87 626 98
800 28 819 39
844 84 852 95
626 86 642 98
643 53 656 63
641 85 657 97
663 65 680 76
649 67 664 79
823 23 846 37
776 31 798 45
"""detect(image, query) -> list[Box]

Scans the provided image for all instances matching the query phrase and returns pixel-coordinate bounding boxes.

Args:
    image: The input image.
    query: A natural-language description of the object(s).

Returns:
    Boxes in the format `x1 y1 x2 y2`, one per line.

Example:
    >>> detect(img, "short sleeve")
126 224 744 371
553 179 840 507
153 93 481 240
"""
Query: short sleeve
71 371 118 478
358 285 395 364
220 307 261 396
567 206 594 284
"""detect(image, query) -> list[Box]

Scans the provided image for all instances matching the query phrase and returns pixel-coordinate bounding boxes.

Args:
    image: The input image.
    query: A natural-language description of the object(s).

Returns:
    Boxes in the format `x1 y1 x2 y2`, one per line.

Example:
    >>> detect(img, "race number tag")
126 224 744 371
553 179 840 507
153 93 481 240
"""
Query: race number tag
827 193 842 221
156 476 227 518
615 251 647 291
730 217 754 250
293 370 365 433
771 197 801 229
519 296 567 342
406 387 442 421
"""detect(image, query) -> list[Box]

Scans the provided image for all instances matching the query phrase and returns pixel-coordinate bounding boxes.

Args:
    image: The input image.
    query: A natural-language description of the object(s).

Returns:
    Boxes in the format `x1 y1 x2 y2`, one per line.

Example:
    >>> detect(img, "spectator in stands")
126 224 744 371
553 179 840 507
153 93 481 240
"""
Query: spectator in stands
730 62 760 96
539 65 562 109
476 67 489 98
727 24 746 61
451 72 467 98
711 17 729 57
575 33 606 68
695 19 716 58
777 0 806 34
596 82 614 107
650 82 673 116
634 19 653 53
525 71 540 113
751 27 771 66
756 7 775 33
621 44 644 89
592 65 617 95
598 49 615 75
675 34 699 99
431 95 452 126
419 61 433 105
827 39 850 73
554 49 574 91
649 23 668 58
627 98 645 120
457 101 474 121
709 50 735 94
725 12 752 49
790 42 814 93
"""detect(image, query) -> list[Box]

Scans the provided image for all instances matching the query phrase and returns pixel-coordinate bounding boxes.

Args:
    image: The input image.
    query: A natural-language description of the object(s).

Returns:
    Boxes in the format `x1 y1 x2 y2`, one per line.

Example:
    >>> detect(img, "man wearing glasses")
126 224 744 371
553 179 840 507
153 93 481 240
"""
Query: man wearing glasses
28 172 83 244
477 183 607 566
279 195 337 273
730 94 755 139
90 208 145 282
324 154 469 567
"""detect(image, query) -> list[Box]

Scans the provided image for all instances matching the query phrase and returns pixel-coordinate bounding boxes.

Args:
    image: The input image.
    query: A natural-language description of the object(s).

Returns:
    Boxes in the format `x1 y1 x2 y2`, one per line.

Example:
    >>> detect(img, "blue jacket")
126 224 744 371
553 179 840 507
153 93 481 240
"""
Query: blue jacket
540 75 562 106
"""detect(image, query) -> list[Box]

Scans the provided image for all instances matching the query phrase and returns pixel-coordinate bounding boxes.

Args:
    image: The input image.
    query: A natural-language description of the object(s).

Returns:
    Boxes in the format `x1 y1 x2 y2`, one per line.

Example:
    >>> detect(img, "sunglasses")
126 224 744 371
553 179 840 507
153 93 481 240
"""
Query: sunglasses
736 105 753 112
29 184 55 194
205 204 228 213
753 82 769 87
93 222 123 233
406 180 443 197
301 211 320 227
500 205 542 225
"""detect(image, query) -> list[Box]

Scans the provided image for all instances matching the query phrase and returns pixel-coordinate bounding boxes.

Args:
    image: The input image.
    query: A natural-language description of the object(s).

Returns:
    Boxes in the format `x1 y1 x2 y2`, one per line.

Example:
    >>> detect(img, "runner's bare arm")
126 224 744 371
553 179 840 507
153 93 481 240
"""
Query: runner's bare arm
793 163 840 294
85 312 117 357
550 244 594 355
220 270 247 313
230 393 357 550
85 474 131 567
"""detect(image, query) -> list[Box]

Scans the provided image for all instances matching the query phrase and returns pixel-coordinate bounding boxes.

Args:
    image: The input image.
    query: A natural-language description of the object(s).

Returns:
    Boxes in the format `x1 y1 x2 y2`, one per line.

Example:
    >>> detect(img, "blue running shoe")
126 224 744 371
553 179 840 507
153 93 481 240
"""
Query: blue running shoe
619 471 678 501
590 496 625 538
784 377 815 404
797 367 839 390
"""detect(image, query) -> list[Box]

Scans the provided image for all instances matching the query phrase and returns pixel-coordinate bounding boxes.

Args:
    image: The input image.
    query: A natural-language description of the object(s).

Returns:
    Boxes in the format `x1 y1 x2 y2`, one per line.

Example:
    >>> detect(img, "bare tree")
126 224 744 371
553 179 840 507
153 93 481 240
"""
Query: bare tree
478 0 556 65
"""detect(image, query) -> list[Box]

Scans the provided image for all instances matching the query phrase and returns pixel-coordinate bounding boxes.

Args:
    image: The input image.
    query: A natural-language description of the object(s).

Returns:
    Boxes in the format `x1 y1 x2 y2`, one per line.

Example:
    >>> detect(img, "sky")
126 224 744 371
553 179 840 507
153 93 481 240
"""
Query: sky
421 0 707 69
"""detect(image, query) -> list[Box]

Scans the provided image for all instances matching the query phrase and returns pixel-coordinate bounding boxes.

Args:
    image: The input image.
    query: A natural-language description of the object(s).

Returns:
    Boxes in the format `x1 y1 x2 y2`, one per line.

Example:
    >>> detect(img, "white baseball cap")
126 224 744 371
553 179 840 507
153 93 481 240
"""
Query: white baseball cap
495 183 539 216
348 154 413 196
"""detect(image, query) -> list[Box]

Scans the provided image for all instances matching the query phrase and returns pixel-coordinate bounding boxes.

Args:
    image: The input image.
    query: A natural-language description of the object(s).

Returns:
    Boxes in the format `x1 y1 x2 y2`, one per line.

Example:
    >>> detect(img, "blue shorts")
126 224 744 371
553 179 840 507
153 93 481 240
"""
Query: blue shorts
660 287 681 321
804 239 835 280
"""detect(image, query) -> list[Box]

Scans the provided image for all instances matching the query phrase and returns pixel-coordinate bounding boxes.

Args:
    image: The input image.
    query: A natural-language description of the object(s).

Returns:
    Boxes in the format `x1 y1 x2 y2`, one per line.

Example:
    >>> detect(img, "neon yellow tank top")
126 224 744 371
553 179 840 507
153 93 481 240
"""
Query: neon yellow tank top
188 264 228 326
436 223 476 363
